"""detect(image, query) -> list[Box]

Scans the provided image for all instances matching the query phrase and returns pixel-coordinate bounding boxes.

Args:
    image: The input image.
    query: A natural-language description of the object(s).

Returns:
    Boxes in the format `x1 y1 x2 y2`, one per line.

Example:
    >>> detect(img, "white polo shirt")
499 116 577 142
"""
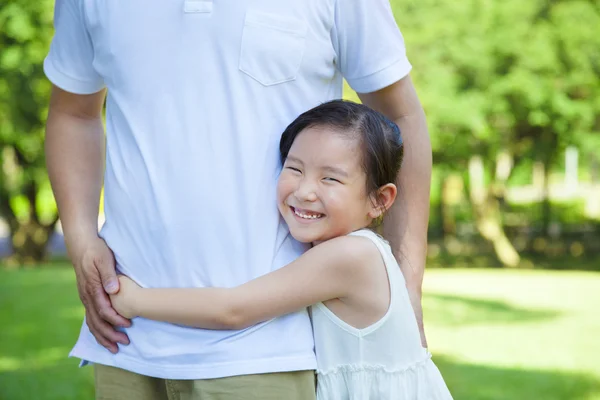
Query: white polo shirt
45 0 412 379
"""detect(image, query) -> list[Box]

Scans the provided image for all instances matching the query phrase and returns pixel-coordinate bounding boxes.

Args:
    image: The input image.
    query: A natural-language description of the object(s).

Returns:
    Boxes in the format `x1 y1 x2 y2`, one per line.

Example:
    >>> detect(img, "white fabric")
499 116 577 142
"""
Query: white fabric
312 230 453 399
44 0 412 380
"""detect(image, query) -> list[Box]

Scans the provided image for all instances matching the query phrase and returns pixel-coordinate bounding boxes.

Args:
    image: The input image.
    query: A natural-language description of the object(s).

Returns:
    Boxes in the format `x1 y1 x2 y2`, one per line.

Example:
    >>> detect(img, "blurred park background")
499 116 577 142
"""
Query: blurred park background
1 0 599 399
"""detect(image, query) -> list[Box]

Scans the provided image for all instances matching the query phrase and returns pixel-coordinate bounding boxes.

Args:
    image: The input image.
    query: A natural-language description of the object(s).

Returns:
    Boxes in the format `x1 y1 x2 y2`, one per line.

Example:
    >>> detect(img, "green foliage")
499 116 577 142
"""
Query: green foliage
1 0 54 169
393 0 600 166
2 0 599 262
0 0 58 263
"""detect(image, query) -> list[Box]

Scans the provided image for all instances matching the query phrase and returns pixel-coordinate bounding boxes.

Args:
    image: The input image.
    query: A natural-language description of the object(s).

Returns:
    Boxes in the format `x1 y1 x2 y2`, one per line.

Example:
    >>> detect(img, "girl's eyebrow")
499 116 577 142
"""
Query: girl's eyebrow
322 166 349 178
286 155 304 164
287 155 348 178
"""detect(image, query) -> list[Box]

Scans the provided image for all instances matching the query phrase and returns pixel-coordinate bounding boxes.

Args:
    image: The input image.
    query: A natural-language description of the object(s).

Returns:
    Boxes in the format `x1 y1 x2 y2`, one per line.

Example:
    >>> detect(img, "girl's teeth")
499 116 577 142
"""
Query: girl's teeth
294 209 322 219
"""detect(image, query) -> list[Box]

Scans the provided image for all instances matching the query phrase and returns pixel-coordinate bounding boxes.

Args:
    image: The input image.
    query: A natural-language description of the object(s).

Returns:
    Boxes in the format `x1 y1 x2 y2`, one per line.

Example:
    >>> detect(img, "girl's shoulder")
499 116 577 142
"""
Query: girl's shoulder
314 231 393 331
318 232 381 262
347 228 386 242
347 229 390 255
311 232 383 276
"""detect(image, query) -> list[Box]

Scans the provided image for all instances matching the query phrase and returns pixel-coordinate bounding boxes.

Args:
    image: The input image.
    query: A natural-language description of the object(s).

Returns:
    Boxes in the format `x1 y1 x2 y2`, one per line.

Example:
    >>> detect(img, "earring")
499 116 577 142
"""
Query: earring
374 212 384 226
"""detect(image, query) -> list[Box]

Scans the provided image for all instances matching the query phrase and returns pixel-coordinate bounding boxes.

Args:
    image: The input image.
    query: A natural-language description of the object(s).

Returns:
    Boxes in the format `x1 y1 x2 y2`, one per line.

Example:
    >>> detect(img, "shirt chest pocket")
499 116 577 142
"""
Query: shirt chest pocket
239 11 307 86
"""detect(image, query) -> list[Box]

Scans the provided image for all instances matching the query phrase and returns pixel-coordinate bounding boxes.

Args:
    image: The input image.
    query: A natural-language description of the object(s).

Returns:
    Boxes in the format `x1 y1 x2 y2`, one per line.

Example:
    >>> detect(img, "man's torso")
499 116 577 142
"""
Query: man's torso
71 0 343 379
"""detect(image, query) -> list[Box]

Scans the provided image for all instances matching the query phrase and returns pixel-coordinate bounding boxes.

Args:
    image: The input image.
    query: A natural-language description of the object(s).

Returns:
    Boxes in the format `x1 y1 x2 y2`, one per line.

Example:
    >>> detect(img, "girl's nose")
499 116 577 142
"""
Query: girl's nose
294 179 318 202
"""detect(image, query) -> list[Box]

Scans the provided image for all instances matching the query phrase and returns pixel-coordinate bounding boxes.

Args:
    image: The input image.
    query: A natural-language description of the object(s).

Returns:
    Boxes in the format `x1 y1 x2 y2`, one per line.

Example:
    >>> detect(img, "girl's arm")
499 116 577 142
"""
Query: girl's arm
111 235 376 330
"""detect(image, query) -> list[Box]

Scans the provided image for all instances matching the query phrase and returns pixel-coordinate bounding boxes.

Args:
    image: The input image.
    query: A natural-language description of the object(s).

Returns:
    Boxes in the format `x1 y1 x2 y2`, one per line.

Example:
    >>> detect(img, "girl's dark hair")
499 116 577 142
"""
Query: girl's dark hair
279 100 404 210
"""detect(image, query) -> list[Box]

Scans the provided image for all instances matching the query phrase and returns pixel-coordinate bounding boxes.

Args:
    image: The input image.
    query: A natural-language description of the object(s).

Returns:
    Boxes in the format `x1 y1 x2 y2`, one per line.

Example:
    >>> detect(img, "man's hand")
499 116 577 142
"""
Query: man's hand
110 276 142 319
70 236 131 353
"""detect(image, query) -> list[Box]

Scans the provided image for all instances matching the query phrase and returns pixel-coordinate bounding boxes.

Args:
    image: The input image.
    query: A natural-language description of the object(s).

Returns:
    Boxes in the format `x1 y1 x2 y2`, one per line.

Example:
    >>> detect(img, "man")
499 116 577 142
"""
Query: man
44 0 431 398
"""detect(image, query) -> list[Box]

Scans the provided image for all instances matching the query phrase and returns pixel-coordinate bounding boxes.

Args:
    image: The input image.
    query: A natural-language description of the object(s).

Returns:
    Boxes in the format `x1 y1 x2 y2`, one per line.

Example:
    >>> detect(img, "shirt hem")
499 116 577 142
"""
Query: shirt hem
346 57 412 94
43 57 105 95
70 347 317 380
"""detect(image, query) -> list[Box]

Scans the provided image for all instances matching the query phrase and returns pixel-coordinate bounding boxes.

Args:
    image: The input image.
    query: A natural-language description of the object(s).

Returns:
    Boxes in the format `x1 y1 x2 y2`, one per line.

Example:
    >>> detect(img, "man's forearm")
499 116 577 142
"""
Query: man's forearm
385 108 431 293
45 106 105 253
358 77 432 293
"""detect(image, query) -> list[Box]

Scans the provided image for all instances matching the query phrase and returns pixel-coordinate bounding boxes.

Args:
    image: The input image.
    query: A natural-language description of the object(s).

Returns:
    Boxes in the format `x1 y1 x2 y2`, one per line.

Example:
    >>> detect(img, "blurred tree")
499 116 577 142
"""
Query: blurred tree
0 1 57 264
1 0 599 266
394 0 600 265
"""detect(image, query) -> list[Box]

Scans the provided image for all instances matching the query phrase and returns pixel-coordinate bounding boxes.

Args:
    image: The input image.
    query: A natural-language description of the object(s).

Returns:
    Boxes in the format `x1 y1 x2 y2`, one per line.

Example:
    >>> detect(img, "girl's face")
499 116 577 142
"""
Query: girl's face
277 126 379 244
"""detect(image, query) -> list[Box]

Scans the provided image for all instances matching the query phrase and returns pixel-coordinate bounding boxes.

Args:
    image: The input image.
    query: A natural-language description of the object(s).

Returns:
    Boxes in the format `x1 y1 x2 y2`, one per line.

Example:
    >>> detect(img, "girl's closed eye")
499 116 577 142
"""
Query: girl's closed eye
323 177 342 183
286 166 302 173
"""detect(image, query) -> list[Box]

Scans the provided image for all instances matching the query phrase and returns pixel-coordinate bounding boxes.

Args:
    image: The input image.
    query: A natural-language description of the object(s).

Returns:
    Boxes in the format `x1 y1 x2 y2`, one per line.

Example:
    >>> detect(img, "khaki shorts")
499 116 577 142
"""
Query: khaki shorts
94 364 316 400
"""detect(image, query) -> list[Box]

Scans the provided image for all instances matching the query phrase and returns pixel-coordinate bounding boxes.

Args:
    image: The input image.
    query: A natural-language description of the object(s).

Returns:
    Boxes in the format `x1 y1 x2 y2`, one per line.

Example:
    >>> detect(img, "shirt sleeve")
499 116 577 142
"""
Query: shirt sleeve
43 0 105 94
332 0 412 94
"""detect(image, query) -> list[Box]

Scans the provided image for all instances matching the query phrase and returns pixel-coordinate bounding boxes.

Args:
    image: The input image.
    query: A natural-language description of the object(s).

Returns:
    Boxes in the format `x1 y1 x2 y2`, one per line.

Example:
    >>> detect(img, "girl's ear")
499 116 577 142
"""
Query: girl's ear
368 183 397 219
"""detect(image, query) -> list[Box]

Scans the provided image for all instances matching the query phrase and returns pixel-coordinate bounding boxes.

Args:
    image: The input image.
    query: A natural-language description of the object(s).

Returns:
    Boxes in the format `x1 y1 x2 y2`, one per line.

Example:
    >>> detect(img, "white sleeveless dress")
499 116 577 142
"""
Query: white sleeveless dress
311 229 453 400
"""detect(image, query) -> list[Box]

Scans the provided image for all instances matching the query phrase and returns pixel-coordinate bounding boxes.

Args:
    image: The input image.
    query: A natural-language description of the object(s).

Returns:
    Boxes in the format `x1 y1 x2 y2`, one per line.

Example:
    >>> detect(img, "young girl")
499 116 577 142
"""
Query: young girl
111 100 452 399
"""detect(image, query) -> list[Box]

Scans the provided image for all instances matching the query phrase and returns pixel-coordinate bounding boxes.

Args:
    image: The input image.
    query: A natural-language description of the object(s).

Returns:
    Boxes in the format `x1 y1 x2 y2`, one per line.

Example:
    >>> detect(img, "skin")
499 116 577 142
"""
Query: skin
45 87 130 354
359 76 431 346
44 74 430 352
277 126 379 244
110 128 399 331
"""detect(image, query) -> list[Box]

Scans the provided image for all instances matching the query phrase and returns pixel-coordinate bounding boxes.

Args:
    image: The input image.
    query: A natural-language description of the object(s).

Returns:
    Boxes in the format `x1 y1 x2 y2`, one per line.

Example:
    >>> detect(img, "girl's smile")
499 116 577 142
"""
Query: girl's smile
290 206 325 222
277 125 376 244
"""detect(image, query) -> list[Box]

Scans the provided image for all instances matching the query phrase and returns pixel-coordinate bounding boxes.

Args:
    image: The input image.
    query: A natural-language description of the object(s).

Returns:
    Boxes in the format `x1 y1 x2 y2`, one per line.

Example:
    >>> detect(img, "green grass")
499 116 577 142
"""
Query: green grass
0 265 94 399
1 266 599 400
423 269 600 400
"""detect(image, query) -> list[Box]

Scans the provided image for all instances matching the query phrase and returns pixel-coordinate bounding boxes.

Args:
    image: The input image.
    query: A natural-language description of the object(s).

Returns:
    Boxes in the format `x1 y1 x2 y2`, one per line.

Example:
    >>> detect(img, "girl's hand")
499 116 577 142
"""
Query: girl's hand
110 276 142 319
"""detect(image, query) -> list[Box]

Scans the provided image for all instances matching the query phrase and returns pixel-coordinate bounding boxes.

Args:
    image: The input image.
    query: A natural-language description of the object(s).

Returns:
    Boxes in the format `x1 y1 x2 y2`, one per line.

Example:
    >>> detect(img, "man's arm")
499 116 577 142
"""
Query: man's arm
359 75 431 347
45 85 130 353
